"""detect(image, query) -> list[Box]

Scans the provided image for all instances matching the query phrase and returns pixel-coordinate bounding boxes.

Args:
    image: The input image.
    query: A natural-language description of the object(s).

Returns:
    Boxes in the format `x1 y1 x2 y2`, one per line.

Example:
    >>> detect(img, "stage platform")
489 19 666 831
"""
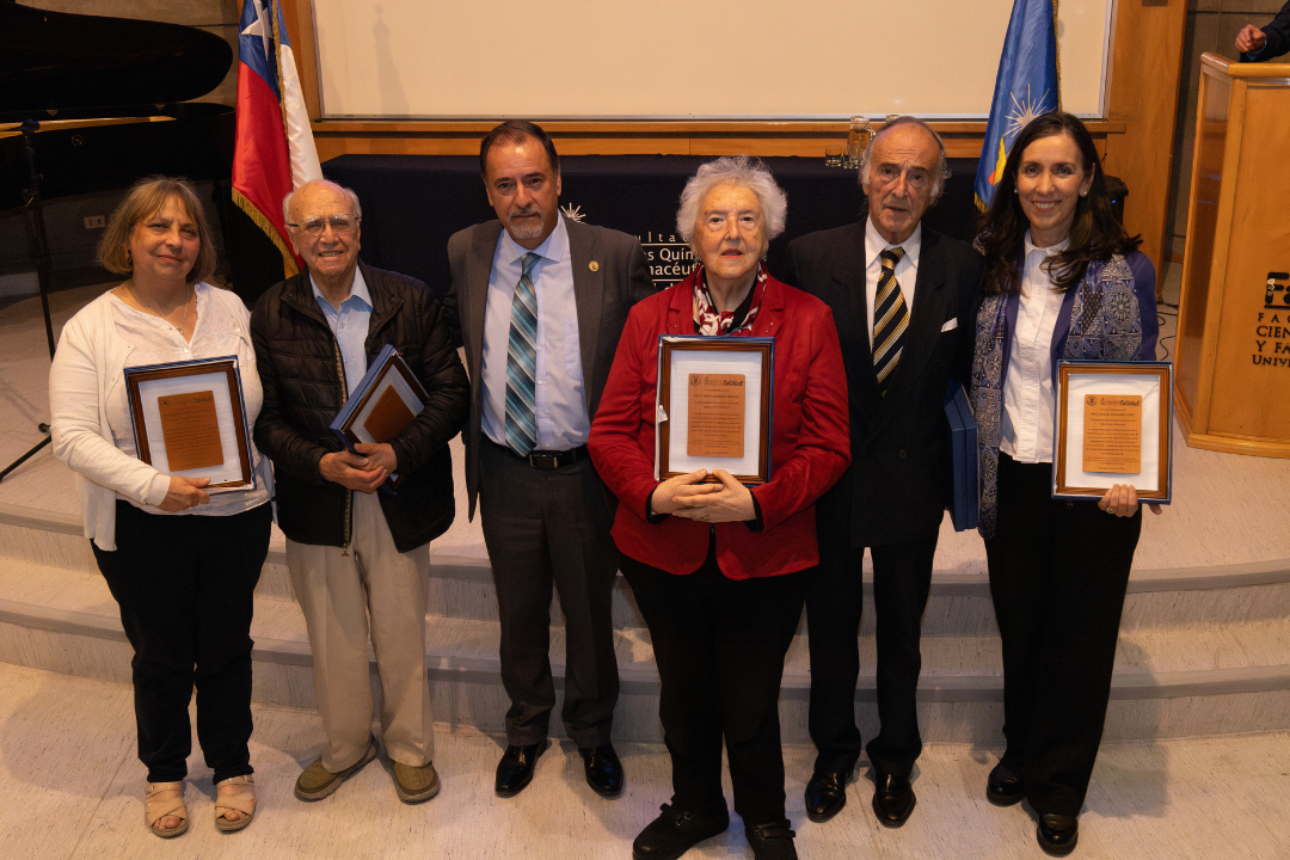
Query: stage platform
1 282 1289 748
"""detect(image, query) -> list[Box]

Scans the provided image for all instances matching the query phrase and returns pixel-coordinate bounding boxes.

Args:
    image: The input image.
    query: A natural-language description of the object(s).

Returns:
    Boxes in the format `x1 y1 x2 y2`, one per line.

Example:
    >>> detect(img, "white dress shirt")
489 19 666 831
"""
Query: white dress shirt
481 214 589 451
1000 232 1070 464
864 217 922 348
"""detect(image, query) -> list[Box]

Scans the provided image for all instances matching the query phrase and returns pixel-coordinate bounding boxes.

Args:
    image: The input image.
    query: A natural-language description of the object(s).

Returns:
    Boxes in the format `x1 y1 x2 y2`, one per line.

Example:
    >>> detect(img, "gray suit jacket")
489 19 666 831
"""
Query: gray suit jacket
444 214 655 520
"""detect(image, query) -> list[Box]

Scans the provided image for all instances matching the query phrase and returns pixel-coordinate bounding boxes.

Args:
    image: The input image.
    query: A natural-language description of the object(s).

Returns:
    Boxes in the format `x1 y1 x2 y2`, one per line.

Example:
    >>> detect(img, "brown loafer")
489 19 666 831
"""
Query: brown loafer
295 737 378 801
392 760 441 803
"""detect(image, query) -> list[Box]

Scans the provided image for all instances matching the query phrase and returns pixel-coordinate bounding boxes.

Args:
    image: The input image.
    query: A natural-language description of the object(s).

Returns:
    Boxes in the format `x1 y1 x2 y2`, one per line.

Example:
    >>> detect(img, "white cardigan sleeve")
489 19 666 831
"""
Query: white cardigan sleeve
49 305 171 510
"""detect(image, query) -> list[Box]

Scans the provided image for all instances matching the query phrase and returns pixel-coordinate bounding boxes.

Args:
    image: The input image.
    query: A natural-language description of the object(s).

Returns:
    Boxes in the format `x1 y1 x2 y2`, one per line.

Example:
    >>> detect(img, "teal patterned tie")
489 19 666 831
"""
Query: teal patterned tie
873 246 909 394
505 252 540 455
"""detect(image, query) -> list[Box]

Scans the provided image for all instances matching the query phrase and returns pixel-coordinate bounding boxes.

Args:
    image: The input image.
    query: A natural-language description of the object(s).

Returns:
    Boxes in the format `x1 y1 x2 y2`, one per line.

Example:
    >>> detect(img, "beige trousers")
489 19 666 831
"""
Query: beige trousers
286 490 433 771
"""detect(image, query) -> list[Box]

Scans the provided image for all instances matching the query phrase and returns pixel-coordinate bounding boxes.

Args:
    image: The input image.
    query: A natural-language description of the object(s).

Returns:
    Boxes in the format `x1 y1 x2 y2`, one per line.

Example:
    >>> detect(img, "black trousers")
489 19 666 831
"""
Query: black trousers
985 454 1142 816
621 547 810 825
478 439 620 747
92 501 271 783
805 527 938 778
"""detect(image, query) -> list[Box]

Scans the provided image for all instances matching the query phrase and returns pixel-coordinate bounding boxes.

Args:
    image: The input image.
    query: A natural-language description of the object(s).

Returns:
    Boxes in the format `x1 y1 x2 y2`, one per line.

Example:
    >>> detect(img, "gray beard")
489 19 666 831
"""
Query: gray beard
507 212 545 242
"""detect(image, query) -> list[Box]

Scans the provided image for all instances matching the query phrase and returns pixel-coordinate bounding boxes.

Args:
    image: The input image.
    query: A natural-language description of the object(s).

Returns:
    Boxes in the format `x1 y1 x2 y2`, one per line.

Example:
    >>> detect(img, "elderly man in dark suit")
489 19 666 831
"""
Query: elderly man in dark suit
783 116 982 828
444 120 654 798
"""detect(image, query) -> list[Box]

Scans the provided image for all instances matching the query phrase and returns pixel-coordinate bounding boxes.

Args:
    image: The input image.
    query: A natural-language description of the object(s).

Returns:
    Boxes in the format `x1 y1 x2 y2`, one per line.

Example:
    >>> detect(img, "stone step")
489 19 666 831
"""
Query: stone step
3 558 1288 744
5 502 1288 636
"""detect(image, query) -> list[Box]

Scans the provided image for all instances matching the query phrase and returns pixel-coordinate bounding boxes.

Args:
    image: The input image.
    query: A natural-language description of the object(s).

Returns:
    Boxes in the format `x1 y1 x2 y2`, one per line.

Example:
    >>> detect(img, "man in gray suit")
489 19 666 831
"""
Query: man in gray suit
445 120 654 798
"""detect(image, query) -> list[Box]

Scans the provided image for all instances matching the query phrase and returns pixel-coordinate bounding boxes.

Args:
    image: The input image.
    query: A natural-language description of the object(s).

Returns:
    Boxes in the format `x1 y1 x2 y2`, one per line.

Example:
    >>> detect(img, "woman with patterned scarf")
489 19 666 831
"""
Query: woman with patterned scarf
970 112 1162 856
588 156 850 860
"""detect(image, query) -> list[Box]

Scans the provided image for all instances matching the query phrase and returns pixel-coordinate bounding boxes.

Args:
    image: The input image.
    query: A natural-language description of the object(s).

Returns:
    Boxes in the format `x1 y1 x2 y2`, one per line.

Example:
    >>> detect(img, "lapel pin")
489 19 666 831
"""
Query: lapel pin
589 261 600 272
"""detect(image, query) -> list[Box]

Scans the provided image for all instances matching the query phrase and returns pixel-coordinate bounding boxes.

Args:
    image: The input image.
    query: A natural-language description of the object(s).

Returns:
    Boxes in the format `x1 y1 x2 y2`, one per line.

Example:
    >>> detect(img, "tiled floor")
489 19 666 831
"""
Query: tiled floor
2 661 1288 860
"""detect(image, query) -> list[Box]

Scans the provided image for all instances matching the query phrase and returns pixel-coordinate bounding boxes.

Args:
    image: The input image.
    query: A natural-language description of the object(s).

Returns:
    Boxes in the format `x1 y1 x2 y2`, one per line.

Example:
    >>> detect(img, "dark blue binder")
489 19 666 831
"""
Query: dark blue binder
943 378 979 531
328 344 425 495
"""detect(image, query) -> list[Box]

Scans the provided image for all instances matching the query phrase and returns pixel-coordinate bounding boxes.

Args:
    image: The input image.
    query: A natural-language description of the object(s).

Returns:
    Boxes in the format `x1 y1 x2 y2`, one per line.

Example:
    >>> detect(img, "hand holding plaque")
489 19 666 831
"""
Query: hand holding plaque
329 345 428 493
124 356 256 493
1054 361 1172 503
655 336 773 485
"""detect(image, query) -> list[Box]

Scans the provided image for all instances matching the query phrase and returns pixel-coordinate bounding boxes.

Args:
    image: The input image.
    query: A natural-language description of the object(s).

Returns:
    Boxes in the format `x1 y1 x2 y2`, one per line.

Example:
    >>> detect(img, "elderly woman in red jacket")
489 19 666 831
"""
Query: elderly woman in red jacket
588 156 849 860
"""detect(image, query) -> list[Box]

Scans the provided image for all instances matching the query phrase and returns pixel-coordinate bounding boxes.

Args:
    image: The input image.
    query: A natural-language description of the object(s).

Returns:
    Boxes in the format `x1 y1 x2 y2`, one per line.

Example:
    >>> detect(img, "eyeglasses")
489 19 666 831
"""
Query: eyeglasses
286 215 360 236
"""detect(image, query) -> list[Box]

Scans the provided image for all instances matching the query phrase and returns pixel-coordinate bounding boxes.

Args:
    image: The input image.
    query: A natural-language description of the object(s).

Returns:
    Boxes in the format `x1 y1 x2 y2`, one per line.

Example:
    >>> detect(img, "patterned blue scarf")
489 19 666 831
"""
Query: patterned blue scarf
969 255 1142 538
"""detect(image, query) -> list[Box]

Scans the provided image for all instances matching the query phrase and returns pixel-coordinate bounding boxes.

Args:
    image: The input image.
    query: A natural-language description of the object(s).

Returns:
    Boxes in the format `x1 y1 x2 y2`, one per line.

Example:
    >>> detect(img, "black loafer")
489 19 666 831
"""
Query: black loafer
746 818 798 860
804 770 848 822
494 741 547 797
632 802 729 860
579 743 623 796
1037 813 1079 856
986 762 1025 806
871 771 916 827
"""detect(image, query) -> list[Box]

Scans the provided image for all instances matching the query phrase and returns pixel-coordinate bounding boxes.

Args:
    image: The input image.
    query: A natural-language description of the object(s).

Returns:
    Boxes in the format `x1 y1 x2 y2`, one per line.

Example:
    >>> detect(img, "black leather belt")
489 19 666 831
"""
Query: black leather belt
491 438 589 469
524 447 588 469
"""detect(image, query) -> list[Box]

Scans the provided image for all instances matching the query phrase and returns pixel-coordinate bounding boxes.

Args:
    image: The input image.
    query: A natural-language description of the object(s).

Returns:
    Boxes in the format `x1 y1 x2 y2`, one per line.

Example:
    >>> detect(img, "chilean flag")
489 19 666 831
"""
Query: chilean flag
233 0 320 277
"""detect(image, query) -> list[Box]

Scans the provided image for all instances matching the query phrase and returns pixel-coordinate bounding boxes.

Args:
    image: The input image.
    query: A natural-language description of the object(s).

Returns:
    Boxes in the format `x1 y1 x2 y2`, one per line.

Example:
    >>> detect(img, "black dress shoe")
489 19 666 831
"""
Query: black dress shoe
632 802 729 860
804 770 848 822
494 741 546 797
746 818 798 860
986 762 1025 806
579 743 623 796
871 771 916 827
1037 813 1079 856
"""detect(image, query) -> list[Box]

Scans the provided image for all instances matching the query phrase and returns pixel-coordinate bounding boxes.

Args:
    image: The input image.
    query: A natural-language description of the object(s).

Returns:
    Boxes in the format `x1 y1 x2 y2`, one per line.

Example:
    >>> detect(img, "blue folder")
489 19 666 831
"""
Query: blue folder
943 378 979 531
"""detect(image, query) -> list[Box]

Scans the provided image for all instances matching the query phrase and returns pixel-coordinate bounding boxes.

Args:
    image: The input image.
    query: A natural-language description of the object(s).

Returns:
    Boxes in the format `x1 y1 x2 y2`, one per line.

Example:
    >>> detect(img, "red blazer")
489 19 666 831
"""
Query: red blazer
588 271 850 579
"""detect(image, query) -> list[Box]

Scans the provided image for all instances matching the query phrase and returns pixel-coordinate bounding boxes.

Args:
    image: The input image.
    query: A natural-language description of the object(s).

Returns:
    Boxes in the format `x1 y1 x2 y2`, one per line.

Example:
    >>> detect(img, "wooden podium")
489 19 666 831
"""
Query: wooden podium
1176 54 1290 459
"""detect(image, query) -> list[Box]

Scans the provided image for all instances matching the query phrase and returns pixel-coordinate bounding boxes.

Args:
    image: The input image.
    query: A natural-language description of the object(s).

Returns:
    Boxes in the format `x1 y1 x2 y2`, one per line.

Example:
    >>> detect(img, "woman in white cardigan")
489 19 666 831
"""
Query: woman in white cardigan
49 177 272 838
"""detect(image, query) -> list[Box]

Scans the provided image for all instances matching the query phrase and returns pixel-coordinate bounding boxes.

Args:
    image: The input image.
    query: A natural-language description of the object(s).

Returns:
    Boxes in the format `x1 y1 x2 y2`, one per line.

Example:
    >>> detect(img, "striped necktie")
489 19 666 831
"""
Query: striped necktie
505 252 540 455
873 246 908 394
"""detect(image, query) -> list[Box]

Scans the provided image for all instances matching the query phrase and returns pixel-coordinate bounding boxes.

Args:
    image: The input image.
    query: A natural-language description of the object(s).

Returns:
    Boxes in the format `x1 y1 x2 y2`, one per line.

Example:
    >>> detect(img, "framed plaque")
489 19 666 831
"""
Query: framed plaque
1053 360 1173 503
329 344 428 492
124 356 256 493
655 335 774 485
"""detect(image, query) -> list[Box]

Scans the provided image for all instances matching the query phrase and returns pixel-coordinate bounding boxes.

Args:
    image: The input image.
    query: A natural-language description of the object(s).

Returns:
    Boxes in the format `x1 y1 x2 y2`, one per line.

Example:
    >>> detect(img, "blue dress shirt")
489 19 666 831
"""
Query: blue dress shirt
311 268 372 399
481 215 589 451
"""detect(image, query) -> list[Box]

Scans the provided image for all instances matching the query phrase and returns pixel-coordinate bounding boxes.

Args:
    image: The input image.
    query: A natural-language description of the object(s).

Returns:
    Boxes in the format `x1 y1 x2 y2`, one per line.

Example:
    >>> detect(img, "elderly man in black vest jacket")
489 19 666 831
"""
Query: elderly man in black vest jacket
252 179 468 806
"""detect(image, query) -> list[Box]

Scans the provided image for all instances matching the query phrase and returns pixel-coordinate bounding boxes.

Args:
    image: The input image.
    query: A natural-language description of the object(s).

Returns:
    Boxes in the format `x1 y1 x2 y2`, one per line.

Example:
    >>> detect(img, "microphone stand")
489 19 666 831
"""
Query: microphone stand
0 119 58 482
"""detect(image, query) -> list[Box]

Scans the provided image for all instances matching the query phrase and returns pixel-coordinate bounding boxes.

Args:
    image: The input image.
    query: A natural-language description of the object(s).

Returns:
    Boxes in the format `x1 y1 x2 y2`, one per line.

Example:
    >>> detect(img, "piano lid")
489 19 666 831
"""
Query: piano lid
0 1 233 116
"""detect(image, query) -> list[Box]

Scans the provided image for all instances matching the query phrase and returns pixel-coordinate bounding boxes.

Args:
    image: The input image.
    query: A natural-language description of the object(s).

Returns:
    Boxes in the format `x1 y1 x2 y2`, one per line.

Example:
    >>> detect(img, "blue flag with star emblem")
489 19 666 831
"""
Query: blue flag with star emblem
975 0 1060 210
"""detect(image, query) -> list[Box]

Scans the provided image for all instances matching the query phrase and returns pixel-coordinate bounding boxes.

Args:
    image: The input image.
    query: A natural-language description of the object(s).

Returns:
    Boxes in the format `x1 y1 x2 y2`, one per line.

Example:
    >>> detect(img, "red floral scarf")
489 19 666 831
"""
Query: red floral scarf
692 262 769 336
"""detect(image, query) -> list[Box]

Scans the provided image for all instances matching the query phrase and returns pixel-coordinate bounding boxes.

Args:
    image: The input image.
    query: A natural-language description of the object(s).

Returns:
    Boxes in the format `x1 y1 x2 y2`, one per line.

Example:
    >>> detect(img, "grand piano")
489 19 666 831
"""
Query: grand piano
0 0 281 303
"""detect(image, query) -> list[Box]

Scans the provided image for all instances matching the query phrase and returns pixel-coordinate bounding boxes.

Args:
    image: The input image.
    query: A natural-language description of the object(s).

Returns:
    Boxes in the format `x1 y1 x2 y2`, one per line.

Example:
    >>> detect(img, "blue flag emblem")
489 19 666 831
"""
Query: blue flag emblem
975 0 1060 210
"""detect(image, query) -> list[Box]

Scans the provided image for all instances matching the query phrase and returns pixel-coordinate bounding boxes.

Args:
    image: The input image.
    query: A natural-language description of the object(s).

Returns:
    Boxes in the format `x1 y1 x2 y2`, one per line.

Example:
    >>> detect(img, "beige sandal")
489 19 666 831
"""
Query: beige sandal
144 781 189 838
214 774 257 832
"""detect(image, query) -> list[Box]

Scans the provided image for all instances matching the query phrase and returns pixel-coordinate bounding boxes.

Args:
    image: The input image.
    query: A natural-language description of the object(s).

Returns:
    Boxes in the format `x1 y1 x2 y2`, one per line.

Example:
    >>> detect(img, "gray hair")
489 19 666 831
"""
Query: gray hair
676 156 788 252
282 179 363 224
858 116 951 205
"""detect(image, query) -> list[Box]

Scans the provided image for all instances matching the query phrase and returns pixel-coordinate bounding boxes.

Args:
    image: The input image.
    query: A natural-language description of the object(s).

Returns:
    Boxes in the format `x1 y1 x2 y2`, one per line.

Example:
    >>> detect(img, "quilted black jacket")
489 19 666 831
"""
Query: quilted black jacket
251 261 469 552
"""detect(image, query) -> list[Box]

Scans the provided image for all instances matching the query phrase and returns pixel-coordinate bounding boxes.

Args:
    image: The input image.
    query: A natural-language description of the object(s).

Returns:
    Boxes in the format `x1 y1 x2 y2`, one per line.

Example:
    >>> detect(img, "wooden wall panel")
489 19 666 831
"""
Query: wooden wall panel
1102 0 1190 282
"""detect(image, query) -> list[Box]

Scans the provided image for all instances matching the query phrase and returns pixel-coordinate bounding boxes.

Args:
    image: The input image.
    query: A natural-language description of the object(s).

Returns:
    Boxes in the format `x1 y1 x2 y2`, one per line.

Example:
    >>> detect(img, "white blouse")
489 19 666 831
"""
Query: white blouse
1000 233 1069 465
50 283 271 551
